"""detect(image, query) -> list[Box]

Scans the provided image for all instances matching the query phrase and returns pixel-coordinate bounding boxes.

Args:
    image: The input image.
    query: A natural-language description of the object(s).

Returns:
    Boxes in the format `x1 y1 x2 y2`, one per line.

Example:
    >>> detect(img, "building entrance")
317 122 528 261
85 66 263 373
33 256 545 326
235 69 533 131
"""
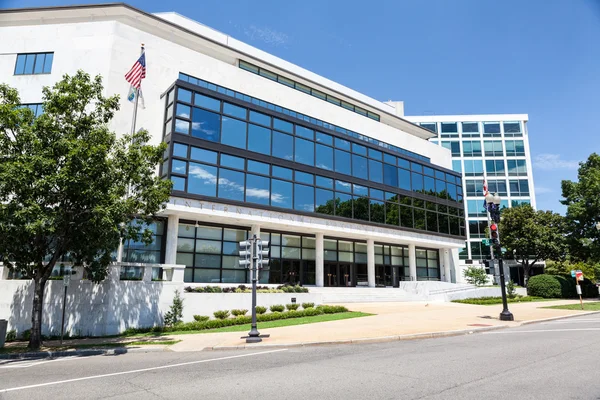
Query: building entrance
324 262 355 287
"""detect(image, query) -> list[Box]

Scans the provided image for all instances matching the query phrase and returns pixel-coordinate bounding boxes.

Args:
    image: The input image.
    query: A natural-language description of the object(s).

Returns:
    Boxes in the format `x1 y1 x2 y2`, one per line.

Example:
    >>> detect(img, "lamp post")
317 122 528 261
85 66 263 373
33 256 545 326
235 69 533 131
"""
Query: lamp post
486 192 514 321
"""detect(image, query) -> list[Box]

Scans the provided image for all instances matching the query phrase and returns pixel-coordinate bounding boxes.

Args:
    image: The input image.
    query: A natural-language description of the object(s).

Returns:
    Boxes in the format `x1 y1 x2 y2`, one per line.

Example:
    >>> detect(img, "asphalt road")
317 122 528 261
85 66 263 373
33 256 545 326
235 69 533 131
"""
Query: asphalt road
1 314 600 400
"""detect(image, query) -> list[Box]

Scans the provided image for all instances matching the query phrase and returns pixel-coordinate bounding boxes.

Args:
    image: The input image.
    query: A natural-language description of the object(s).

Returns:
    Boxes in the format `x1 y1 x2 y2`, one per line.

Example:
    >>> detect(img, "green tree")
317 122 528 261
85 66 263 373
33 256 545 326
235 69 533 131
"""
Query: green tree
463 266 488 286
499 204 566 284
0 71 172 349
561 153 600 262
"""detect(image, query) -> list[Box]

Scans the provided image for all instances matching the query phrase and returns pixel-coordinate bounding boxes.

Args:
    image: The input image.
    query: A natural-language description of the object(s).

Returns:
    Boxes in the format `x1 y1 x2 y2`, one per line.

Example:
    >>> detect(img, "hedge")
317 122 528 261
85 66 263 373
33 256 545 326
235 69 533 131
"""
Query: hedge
122 305 349 335
527 274 598 299
184 284 309 294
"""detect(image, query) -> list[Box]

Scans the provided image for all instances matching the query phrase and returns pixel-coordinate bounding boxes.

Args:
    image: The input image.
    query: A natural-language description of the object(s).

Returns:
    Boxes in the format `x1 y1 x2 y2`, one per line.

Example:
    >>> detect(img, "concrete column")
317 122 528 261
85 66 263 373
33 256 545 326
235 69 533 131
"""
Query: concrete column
315 233 324 287
443 249 451 283
408 244 417 281
164 215 179 265
367 239 375 288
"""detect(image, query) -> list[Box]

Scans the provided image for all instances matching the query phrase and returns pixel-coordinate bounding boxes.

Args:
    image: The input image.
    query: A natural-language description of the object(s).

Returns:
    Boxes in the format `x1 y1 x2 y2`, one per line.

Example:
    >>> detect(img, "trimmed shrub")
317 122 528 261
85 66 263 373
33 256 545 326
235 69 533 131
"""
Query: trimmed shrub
463 266 489 286
286 304 300 311
301 302 315 309
316 305 348 314
270 304 285 312
213 310 230 320
231 309 248 317
302 307 323 316
527 275 564 298
193 315 210 323
255 306 267 314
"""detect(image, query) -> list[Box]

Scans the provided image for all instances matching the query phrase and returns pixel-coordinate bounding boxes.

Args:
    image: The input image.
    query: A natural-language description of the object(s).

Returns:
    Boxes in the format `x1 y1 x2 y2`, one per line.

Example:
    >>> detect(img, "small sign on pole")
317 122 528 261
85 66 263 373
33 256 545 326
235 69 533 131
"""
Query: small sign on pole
571 270 576 278
574 270 584 310
576 270 584 282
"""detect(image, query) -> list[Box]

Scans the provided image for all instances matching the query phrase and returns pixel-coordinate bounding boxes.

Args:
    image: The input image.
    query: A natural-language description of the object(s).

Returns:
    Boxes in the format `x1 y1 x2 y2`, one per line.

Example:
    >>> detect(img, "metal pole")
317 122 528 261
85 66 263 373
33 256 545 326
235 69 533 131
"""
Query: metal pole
60 284 67 345
130 44 144 136
246 235 261 343
498 259 514 321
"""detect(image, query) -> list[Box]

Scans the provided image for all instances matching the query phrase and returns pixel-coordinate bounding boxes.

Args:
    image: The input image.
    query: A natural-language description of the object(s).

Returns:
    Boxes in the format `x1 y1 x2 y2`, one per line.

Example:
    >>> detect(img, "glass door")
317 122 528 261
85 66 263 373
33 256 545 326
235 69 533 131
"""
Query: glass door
282 260 301 285
324 262 337 287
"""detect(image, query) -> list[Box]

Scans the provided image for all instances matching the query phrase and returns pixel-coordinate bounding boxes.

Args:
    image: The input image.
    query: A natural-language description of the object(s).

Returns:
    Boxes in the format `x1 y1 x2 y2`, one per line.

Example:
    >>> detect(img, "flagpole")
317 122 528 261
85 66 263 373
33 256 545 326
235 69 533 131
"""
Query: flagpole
130 43 144 135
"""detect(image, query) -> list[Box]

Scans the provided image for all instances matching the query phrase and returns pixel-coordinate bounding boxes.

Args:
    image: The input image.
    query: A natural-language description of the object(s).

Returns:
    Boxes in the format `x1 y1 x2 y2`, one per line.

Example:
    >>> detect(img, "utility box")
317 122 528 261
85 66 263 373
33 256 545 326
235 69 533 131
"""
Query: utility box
0 319 7 348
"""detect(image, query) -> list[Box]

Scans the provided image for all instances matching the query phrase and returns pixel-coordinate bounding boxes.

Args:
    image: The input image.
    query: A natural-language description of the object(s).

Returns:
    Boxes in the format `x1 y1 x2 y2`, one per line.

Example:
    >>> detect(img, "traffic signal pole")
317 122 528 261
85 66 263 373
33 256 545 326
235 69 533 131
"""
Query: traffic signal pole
240 235 270 343
485 193 514 322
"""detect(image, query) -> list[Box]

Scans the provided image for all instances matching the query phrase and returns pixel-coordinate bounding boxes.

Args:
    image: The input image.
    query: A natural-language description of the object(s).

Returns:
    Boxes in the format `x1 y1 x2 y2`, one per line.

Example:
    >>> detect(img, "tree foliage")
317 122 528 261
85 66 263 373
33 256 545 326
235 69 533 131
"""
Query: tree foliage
499 204 566 283
0 71 172 349
561 153 600 262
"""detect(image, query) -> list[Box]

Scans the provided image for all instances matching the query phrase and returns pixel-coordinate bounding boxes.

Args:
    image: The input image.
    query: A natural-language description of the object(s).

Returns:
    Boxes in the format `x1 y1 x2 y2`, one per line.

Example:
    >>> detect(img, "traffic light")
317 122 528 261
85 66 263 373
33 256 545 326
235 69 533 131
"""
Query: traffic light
490 223 499 246
257 240 270 268
239 240 253 269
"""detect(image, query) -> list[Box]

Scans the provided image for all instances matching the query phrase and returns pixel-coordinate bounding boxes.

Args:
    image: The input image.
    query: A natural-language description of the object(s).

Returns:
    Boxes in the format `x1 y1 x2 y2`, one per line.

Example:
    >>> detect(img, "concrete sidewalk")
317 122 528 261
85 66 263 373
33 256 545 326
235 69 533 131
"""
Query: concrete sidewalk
3 300 596 355
168 299 598 351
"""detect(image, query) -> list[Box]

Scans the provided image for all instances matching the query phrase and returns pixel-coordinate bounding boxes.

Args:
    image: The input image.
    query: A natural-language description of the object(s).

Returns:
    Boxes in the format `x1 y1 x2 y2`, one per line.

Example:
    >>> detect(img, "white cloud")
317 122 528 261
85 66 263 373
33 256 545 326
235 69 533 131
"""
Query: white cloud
243 25 289 46
533 153 580 171
535 186 553 194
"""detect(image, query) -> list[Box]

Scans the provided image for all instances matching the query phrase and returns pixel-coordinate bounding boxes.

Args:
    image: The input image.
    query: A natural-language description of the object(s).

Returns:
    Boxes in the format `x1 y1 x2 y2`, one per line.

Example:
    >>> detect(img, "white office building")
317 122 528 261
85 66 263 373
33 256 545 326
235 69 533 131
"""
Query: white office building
0 3 468 288
405 114 537 283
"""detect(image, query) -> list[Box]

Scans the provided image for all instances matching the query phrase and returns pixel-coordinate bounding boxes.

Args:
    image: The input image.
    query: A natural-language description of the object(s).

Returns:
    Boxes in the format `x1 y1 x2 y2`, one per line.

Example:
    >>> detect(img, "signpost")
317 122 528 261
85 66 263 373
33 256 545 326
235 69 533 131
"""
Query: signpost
60 272 71 344
482 239 490 246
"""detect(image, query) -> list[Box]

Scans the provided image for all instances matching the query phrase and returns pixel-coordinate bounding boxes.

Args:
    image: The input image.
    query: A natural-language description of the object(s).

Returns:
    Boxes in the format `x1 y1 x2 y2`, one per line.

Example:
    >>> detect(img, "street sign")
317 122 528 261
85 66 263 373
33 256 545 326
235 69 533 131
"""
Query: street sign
482 239 490 246
571 270 576 278
576 270 584 282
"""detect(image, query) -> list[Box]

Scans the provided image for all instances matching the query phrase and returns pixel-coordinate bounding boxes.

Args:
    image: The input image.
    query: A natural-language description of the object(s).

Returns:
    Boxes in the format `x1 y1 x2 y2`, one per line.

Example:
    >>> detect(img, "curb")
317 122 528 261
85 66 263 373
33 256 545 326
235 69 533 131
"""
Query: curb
0 345 169 360
204 325 511 351
519 310 600 325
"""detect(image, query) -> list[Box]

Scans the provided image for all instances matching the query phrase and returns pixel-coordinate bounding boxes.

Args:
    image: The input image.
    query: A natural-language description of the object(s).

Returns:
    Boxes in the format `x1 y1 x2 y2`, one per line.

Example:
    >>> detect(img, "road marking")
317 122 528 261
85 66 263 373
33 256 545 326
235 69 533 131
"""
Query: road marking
0 349 287 393
0 356 86 369
484 328 600 334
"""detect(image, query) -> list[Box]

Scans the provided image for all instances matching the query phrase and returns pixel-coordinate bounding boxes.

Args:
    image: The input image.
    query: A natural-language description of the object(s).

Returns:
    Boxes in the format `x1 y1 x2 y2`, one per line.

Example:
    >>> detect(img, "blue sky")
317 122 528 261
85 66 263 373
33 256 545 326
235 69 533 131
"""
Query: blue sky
4 0 599 213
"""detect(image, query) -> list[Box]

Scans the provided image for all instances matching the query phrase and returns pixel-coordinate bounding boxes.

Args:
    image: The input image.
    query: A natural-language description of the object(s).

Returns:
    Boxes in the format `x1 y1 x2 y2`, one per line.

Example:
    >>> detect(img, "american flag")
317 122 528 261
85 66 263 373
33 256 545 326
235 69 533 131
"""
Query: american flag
482 179 488 209
124 52 146 89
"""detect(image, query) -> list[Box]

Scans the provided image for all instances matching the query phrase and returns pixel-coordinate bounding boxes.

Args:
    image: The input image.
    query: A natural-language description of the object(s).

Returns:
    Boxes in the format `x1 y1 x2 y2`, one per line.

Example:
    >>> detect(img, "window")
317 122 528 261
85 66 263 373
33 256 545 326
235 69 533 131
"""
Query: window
463 160 483 176
465 180 484 196
461 122 479 135
485 160 505 176
191 107 221 142
122 220 165 265
14 52 54 75
294 137 314 166
452 160 462 173
507 159 527 176
188 163 217 196
440 123 458 137
441 141 461 156
505 140 525 156
509 179 530 196
247 124 271 154
352 154 368 180
221 117 247 149
512 199 531 207
483 122 501 137
416 248 440 281
316 144 333 171
272 131 294 161
420 123 437 133
503 121 522 137
487 180 508 196
467 200 486 217
246 174 270 205
335 149 351 175
468 220 489 238
19 103 43 117
463 141 482 157
484 141 503 157
238 60 380 122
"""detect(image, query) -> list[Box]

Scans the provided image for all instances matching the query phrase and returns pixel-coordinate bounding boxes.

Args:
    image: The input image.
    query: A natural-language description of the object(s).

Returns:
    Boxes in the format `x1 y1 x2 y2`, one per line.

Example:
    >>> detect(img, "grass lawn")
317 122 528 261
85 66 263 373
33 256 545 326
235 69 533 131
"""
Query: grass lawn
0 340 180 355
543 302 600 311
128 311 372 338
452 296 555 305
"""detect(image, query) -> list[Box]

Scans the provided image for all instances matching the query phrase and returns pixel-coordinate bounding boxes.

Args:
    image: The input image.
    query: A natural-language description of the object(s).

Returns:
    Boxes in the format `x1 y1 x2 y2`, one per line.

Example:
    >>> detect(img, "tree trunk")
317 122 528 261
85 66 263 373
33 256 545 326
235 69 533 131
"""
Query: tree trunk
29 276 47 349
523 262 531 288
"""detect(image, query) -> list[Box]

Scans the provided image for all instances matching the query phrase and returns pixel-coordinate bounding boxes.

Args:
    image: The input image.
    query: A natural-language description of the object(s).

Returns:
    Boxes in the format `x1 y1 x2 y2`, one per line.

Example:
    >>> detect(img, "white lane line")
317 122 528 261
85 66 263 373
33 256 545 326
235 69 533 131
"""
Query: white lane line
484 328 600 334
0 356 86 369
0 349 287 393
543 320 600 324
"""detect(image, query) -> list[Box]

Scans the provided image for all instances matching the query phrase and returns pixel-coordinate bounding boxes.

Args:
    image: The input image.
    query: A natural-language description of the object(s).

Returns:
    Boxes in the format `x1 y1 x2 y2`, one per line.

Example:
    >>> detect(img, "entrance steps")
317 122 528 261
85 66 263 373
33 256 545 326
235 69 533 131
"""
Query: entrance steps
309 282 479 303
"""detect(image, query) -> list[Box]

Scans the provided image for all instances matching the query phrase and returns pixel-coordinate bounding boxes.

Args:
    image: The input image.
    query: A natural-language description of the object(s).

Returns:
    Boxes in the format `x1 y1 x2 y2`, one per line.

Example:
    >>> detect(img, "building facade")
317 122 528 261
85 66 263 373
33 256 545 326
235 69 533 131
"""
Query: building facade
0 3 467 287
405 115 537 279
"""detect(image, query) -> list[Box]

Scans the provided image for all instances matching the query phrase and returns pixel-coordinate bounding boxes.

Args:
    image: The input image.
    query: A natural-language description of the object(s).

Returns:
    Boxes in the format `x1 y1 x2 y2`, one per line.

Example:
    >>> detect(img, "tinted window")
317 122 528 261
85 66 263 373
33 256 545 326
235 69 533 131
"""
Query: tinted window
218 168 245 200
272 131 294 161
352 143 367 156
316 132 333 145
316 144 334 171
368 148 382 160
369 160 383 183
316 176 333 189
352 155 368 180
223 102 246 119
173 143 188 158
411 172 423 192
296 126 314 140
274 118 293 133
294 184 314 212
220 154 244 169
247 160 269 175
271 179 292 208
462 122 479 133
335 193 352 218
191 108 221 142
245 174 270 205
178 88 192 103
220 117 246 149
441 122 458 133
190 147 217 163
247 124 271 154
295 171 314 185
272 166 293 180
335 138 351 151
315 189 334 215
188 163 217 196
295 137 314 166
172 159 187 174
194 93 220 111
399 168 411 191
249 111 271 127
335 149 351 175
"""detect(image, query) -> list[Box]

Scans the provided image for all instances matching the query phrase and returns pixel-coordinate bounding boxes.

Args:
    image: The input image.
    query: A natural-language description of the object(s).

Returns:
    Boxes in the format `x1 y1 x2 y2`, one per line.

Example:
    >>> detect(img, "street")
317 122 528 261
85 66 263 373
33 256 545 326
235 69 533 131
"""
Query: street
1 314 600 400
